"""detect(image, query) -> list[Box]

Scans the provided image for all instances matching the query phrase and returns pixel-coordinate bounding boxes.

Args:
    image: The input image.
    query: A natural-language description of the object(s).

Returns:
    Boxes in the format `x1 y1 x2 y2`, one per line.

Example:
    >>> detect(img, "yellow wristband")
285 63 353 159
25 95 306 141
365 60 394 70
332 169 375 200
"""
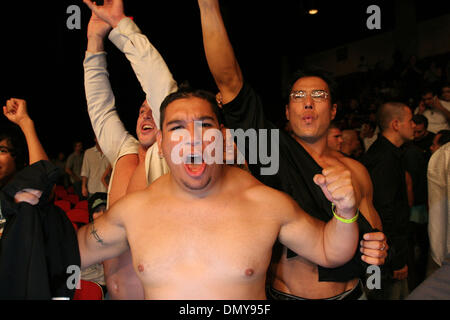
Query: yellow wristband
331 203 359 223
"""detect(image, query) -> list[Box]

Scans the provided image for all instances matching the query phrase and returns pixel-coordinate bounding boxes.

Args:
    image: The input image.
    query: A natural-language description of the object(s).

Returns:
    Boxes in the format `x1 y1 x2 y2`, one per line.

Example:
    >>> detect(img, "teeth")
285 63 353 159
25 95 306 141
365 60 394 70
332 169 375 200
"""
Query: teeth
143 125 153 130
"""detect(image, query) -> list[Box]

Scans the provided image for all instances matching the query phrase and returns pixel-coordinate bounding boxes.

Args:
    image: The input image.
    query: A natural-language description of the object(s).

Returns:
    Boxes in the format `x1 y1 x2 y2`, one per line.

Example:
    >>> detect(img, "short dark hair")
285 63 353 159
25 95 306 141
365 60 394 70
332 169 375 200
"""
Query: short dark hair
159 88 223 130
437 130 450 146
421 87 434 97
412 114 428 129
0 125 28 172
376 102 408 132
285 68 337 104
328 120 341 130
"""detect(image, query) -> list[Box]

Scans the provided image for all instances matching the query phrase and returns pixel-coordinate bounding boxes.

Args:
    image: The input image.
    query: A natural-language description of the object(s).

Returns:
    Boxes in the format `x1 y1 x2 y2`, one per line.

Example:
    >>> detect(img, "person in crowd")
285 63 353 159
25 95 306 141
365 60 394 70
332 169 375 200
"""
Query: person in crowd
426 138 450 277
52 151 70 188
65 141 84 199
412 114 435 160
362 102 416 299
341 129 363 160
415 87 450 134
197 0 386 300
429 130 450 154
1 98 48 189
326 121 343 152
360 121 378 152
83 0 175 299
402 139 429 291
81 138 110 198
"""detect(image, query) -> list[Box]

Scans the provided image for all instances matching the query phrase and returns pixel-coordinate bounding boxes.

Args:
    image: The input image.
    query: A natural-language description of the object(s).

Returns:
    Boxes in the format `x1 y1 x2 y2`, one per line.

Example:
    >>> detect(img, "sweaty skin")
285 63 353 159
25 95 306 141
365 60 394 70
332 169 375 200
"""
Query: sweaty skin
77 96 359 299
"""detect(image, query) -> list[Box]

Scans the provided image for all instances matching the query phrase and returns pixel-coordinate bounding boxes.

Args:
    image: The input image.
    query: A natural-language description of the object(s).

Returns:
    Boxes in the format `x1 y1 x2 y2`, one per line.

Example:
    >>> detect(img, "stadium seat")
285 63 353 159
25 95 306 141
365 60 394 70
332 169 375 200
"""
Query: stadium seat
54 199 71 213
73 280 103 300
66 208 89 225
75 200 88 210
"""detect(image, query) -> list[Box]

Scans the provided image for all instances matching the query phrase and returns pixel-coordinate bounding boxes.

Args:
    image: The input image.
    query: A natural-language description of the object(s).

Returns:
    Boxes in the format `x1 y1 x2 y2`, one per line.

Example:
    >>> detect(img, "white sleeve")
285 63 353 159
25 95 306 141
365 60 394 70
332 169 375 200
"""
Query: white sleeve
427 147 449 267
108 17 178 129
83 51 139 164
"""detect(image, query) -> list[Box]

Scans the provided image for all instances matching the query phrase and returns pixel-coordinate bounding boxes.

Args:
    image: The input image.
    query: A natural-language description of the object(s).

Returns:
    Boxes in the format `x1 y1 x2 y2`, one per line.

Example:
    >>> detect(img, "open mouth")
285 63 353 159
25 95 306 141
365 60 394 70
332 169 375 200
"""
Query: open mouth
183 154 207 177
141 124 154 133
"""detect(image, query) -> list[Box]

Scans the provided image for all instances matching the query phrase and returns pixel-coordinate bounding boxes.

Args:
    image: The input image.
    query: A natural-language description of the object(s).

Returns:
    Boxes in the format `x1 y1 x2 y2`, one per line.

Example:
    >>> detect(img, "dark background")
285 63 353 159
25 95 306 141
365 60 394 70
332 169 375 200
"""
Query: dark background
1 0 448 157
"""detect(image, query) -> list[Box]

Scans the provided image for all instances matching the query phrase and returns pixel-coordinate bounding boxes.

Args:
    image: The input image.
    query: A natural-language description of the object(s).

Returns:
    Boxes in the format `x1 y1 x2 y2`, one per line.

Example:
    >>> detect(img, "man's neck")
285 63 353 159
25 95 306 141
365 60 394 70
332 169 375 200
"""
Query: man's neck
138 146 148 163
293 134 329 159
382 131 404 148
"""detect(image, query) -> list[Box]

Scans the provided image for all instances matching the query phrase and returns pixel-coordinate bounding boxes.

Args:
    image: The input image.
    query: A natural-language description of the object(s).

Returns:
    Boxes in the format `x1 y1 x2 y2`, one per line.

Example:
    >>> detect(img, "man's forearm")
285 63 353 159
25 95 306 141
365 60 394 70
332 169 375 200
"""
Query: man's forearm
108 17 177 129
87 36 105 53
18 118 49 164
322 212 359 267
199 0 243 103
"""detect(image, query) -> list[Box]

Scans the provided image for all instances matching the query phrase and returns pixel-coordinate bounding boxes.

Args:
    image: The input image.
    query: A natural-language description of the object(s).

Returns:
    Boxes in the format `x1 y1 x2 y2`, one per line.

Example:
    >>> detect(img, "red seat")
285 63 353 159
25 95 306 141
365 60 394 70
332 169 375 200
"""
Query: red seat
63 194 79 206
54 200 71 213
67 186 75 194
73 280 103 300
75 200 88 210
54 188 68 200
66 208 89 225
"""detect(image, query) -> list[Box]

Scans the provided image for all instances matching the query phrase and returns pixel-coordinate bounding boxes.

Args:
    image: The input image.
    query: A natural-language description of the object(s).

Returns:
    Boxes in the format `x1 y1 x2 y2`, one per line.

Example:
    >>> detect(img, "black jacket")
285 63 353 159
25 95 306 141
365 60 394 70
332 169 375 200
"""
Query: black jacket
0 161 80 299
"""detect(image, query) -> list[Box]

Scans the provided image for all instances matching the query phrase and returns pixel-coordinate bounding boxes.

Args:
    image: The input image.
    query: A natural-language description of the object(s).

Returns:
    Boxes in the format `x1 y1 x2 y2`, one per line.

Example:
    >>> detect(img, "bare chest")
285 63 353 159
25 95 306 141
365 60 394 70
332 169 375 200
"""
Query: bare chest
126 203 279 286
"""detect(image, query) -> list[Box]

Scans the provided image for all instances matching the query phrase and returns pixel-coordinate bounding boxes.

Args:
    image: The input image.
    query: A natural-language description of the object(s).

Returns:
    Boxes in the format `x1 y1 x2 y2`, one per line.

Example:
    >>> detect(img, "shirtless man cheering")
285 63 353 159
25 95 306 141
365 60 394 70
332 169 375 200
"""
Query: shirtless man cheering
197 0 386 299
76 89 360 299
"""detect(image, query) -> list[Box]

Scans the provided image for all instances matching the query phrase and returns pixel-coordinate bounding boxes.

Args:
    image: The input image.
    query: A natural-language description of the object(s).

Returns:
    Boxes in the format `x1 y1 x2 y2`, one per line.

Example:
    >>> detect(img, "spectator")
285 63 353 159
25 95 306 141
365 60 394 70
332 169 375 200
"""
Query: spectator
52 151 70 188
363 102 416 299
360 121 378 152
429 130 450 154
427 140 450 277
81 138 110 198
65 141 84 199
412 114 435 160
341 129 362 160
1 98 49 189
326 121 343 152
415 87 450 134
402 140 430 290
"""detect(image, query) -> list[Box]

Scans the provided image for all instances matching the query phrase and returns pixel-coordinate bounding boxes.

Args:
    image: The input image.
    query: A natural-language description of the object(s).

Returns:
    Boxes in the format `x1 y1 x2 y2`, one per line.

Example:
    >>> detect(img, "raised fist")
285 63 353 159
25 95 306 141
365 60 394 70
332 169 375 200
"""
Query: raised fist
313 161 356 219
3 98 30 126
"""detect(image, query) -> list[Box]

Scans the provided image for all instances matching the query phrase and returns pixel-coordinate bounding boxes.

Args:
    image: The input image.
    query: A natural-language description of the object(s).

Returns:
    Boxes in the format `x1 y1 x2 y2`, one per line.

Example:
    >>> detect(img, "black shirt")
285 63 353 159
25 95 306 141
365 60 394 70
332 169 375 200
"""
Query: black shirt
402 142 428 206
414 131 435 161
222 82 373 282
362 135 409 272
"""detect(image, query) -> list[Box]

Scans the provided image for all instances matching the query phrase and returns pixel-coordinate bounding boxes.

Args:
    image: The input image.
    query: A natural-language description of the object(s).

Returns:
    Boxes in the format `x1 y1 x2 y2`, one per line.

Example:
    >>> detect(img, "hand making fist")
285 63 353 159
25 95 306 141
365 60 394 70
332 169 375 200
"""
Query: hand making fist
313 161 357 220
3 98 31 127
83 0 126 28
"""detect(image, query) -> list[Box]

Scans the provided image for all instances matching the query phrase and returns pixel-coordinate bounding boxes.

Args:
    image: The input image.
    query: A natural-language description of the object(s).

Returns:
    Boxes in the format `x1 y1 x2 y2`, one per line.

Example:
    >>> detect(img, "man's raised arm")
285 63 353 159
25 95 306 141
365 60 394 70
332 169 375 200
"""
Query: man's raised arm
198 0 243 104
83 10 138 165
3 98 49 165
84 0 178 129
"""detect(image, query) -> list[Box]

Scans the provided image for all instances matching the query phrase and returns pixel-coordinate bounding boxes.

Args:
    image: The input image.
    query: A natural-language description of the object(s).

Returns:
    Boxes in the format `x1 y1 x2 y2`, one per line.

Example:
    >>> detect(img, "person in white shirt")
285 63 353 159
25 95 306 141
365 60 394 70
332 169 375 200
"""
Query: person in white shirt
427 139 450 277
83 0 177 299
81 138 110 198
414 87 450 134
